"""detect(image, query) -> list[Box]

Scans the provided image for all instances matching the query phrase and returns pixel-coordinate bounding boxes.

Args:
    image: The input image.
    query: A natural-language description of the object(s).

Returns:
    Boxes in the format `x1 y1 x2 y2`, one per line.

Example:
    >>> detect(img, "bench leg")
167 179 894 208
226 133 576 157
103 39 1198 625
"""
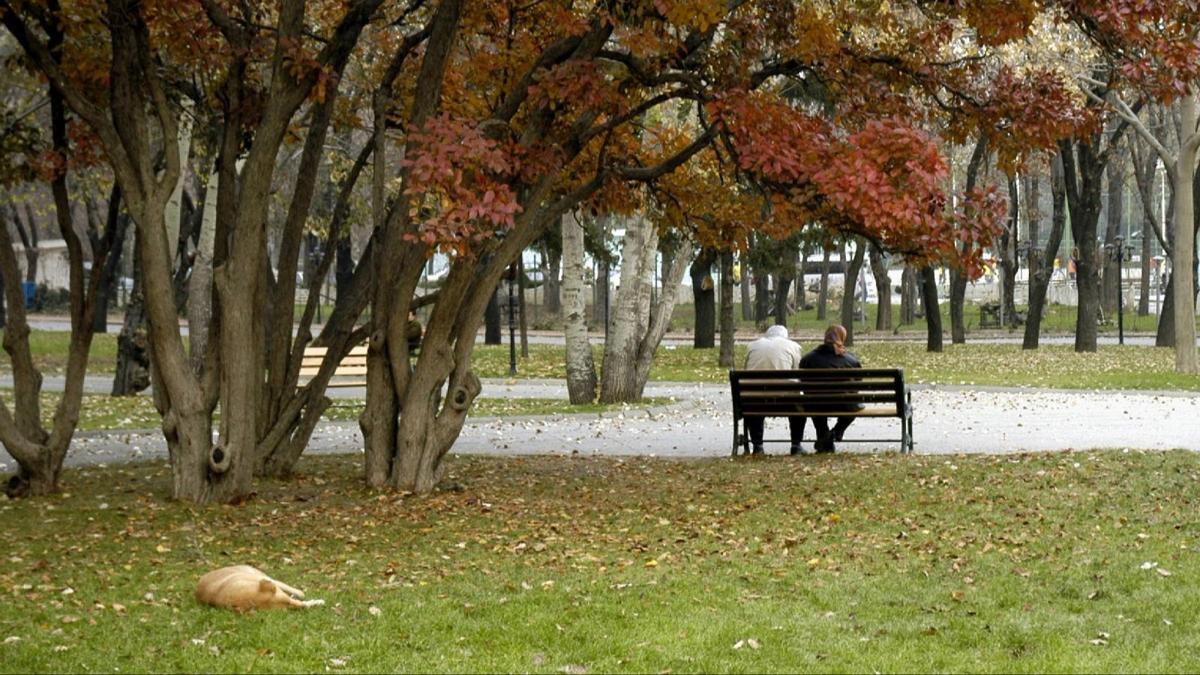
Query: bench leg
731 418 740 457
904 415 914 454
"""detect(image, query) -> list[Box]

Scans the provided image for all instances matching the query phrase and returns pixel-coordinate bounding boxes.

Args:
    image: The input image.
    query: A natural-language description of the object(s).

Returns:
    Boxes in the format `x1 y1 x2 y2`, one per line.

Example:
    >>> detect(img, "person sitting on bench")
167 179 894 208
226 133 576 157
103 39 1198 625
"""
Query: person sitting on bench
799 324 863 453
743 324 804 455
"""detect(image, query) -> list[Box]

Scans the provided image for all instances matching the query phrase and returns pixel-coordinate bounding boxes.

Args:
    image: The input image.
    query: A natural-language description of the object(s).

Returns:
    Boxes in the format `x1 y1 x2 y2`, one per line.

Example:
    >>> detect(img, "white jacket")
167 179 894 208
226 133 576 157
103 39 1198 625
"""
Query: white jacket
744 325 803 370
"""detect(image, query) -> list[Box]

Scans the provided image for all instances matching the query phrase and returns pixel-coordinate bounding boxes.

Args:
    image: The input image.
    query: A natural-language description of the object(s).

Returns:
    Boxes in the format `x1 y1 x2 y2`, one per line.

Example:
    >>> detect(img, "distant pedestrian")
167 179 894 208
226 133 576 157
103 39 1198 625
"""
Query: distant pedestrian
743 325 805 455
799 324 862 453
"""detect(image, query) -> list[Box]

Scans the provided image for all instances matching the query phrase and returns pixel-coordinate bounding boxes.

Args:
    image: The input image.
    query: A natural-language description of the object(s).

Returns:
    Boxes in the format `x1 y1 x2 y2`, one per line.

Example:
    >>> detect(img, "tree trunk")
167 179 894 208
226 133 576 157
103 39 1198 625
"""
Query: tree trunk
186 170 218 370
1060 137 1111 353
817 247 831 320
920 266 943 352
335 236 354 309
840 240 866 345
594 259 610 328
740 257 752 320
691 248 716 348
562 213 597 404
518 256 529 358
94 187 129 335
1170 96 1198 373
599 216 693 403
0 77 112 498
869 245 891 331
112 244 151 395
1024 172 1041 310
1000 176 1020 326
544 244 561 316
773 273 792 327
719 251 735 368
1102 150 1126 316
753 268 770 325
485 290 502 344
1138 226 1153 316
797 250 808 310
900 265 917 325
13 204 39 287
1025 156 1068 349
949 267 968 343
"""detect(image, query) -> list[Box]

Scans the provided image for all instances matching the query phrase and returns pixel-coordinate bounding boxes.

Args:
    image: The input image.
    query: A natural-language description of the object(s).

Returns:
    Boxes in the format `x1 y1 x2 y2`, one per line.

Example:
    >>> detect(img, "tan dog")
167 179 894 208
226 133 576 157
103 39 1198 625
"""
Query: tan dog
195 565 324 611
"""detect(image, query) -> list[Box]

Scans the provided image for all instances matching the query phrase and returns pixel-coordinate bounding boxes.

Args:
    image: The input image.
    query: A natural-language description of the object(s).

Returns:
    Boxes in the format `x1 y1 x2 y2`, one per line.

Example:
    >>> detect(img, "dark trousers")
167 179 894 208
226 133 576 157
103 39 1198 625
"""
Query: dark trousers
813 416 854 441
746 416 807 447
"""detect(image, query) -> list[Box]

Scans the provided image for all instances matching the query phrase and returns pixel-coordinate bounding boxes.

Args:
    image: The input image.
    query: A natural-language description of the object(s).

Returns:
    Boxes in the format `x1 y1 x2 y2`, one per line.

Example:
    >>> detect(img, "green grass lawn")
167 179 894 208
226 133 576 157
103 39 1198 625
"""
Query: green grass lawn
2 450 1198 672
0 330 118 374
475 342 1200 391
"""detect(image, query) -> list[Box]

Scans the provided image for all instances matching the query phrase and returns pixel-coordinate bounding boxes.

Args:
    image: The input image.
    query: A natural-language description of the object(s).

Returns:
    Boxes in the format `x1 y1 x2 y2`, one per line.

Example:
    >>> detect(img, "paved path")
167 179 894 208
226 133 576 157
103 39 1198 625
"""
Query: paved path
9 379 1195 474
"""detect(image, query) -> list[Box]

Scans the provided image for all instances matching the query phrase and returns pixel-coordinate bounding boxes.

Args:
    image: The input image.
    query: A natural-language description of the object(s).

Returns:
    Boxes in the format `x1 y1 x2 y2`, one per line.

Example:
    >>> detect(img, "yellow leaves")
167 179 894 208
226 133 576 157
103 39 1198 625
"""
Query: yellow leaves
656 0 726 32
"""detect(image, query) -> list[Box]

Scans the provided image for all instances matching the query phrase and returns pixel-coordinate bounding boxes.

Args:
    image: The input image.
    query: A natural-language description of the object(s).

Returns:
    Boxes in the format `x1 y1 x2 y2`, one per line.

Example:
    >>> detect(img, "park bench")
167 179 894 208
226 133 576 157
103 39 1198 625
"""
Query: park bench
300 345 369 389
728 368 914 456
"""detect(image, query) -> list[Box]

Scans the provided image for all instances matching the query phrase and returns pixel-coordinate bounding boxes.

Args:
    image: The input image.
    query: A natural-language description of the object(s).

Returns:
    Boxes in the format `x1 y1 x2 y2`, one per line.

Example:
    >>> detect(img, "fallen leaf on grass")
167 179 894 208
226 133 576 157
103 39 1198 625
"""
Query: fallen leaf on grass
733 638 761 650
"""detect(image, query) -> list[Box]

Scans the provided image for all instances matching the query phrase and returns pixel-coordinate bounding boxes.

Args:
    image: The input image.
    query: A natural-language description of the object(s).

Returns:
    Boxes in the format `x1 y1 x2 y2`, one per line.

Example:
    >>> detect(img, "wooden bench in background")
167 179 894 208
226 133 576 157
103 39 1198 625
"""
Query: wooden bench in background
729 368 914 456
300 345 369 389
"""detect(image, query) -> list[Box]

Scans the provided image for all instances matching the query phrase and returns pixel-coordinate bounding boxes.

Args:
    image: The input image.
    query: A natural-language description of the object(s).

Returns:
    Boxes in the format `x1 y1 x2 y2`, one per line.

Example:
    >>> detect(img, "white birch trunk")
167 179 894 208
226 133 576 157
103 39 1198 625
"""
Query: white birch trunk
561 212 597 403
1172 96 1198 373
599 216 694 403
164 99 194 269
187 169 218 371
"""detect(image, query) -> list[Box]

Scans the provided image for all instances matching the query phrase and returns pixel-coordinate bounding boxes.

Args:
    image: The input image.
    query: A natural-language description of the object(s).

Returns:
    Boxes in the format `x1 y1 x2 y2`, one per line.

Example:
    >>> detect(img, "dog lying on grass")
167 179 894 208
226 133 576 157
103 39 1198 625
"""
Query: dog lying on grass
196 565 324 611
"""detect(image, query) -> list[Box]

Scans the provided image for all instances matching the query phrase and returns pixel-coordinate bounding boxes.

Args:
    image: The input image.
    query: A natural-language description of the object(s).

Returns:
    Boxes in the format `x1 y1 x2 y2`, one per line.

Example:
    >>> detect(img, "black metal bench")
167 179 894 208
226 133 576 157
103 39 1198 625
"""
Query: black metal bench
728 369 914 455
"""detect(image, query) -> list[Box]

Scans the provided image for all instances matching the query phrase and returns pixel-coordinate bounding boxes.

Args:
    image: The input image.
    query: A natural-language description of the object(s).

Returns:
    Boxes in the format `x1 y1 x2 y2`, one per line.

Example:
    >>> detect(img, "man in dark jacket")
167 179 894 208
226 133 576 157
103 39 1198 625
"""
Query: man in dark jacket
799 324 862 452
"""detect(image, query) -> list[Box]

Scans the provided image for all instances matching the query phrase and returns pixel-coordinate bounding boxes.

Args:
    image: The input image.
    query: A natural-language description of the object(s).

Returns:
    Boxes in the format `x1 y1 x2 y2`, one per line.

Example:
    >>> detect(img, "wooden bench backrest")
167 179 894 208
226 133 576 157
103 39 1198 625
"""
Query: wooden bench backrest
729 368 905 416
299 345 369 379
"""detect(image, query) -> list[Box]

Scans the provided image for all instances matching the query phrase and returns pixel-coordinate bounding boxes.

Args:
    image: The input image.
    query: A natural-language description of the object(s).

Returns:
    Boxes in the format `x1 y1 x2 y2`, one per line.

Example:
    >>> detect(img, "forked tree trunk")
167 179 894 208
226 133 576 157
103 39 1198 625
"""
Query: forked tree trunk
599 216 693 403
953 135 990 343
1060 134 1120 353
920 266 943 352
0 81 112 497
719 251 735 368
1025 157 1067 349
562 212 597 403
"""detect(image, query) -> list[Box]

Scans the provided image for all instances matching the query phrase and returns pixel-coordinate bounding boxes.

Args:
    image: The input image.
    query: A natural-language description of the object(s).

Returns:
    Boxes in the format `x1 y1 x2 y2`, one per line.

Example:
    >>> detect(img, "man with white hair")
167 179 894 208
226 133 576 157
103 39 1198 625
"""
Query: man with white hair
743 324 806 455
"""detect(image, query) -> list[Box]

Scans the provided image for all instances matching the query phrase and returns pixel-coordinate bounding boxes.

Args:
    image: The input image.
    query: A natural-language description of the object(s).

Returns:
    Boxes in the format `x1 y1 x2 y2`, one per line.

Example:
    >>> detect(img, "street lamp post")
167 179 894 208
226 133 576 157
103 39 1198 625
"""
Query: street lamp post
508 263 518 375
